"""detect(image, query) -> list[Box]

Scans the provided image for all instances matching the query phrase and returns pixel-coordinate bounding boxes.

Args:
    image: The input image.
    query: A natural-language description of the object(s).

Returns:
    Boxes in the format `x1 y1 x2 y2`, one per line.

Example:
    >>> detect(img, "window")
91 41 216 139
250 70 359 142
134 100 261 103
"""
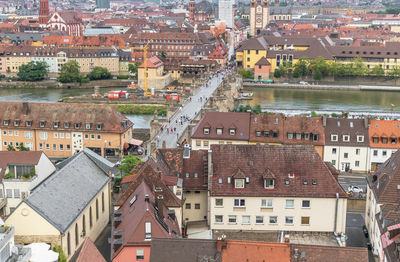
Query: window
185 203 191 209
256 216 264 224
383 151 387 156
39 121 45 128
229 129 236 135
285 216 294 224
304 133 310 140
86 123 91 129
391 138 397 144
53 144 57 150
373 150 378 156
285 200 294 208
54 122 59 128
195 203 200 209
382 137 388 144
332 148 337 154
273 132 279 138
39 132 48 140
14 131 18 137
216 128 223 135
264 131 270 137
75 224 79 247
60 144 64 151
343 135 350 142
14 189 20 198
302 200 310 208
215 199 223 207
91 134 95 140
8 131 12 136
344 153 348 159
296 133 301 140
102 192 105 212
301 216 310 225
218 178 222 184
256 131 261 137
242 215 250 224
203 141 209 146
6 189 12 198
39 143 43 150
2 131 5 136
235 179 244 188
67 233 71 256
96 124 102 130
25 121 32 127
67 145 71 151
287 133 293 139
45 144 50 150
136 249 144 260
355 161 360 167
196 140 201 146
74 123 81 129
96 199 99 220
24 131 32 139
64 123 70 128
215 215 223 223
228 215 237 223
185 173 190 178
194 173 198 178
227 177 231 183
313 134 319 141
203 128 210 134
356 149 360 155
53 133 58 138
263 178 274 189
372 137 379 143
261 199 273 207
145 222 151 240
331 135 338 141
97 135 101 140
89 207 93 228
269 216 278 224
357 135 364 142
66 133 70 139
234 199 245 207
85 134 88 139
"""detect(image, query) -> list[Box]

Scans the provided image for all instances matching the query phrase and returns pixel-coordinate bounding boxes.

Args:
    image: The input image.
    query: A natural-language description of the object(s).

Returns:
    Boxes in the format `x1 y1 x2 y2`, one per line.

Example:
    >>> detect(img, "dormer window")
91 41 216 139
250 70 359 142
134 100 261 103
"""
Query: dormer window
372 137 379 143
343 135 350 142
304 133 310 140
391 137 397 144
54 122 59 128
25 121 32 127
39 121 46 128
234 179 245 188
331 135 338 141
86 123 92 129
14 120 20 127
256 131 261 137
357 135 364 142
64 122 70 128
216 128 223 135
96 124 103 130
287 133 293 139
275 118 279 124
3 120 9 126
296 133 301 140
74 123 81 129
265 179 275 189
229 129 236 136
382 137 388 144
313 134 319 141
203 128 210 135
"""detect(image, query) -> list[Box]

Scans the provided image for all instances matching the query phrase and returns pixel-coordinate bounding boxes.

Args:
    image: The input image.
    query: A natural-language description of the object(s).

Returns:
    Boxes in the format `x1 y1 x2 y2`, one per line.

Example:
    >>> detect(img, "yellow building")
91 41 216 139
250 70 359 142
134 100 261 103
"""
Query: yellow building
5 149 112 260
138 56 171 90
4 46 33 73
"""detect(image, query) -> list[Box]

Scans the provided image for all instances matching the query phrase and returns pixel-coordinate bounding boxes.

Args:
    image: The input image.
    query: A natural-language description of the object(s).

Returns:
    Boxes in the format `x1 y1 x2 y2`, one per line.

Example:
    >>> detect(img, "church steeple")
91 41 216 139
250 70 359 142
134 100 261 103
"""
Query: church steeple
39 0 49 25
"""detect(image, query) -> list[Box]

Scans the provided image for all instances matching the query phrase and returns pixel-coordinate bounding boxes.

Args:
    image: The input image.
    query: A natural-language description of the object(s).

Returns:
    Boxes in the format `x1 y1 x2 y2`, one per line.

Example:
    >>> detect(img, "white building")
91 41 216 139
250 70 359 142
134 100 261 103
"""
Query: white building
218 0 234 28
0 151 56 215
207 144 348 235
323 118 371 173
31 47 58 73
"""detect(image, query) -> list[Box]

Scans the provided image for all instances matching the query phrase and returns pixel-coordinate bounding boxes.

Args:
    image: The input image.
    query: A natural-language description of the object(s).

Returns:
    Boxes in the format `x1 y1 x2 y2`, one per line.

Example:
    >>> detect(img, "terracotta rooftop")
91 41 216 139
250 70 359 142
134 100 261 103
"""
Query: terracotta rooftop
324 118 369 146
209 144 347 198
182 150 208 190
139 56 163 68
191 112 251 141
0 102 132 133
70 237 106 262
369 119 400 149
290 244 368 262
250 113 285 143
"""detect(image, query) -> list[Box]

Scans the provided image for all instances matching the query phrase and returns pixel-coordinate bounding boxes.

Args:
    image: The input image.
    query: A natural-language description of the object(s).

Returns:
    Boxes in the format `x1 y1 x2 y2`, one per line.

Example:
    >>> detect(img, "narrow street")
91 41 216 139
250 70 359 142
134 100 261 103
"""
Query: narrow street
153 68 233 148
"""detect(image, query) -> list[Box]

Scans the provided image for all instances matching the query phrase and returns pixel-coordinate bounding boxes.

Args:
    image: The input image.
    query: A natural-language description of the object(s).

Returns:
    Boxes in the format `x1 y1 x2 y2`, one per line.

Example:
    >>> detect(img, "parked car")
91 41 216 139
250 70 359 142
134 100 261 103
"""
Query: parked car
363 227 369 238
348 185 363 193
299 81 310 85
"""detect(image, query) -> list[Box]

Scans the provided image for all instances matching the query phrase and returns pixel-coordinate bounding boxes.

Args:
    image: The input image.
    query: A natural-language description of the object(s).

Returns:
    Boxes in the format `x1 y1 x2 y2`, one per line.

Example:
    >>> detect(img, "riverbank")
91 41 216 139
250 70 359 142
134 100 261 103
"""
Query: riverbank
0 79 131 89
243 82 400 91
113 104 167 116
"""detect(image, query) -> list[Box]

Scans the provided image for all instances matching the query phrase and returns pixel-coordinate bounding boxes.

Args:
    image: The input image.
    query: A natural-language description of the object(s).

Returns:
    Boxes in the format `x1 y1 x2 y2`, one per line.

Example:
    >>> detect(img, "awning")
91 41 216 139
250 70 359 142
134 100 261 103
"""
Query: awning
128 138 143 146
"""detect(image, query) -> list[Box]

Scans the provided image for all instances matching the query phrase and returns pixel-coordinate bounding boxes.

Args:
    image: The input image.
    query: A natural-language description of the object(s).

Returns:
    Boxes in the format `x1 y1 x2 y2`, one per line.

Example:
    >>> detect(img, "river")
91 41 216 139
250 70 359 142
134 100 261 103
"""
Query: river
0 88 156 128
243 87 400 113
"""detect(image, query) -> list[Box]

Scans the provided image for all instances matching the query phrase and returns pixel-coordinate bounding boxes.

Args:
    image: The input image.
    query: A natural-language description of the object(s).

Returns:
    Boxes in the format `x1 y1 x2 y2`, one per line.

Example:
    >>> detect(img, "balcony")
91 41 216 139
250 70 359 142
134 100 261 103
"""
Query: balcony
0 226 14 251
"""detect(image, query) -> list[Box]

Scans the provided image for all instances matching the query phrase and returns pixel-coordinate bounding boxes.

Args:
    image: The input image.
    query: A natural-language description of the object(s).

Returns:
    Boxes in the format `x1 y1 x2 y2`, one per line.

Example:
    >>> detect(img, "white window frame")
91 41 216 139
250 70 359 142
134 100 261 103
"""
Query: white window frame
242 215 250 224
228 215 237 224
235 179 245 188
215 215 223 223
234 199 245 207
261 199 273 208
145 222 151 240
285 216 294 225
39 132 48 140
343 135 350 142
302 200 310 208
215 199 223 207
285 199 294 208
357 135 364 142
331 134 338 141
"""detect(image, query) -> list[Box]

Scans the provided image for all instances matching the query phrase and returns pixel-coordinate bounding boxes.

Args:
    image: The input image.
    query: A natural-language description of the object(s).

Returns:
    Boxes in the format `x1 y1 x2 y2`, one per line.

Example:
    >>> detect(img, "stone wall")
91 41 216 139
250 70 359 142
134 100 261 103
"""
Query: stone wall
14 234 61 247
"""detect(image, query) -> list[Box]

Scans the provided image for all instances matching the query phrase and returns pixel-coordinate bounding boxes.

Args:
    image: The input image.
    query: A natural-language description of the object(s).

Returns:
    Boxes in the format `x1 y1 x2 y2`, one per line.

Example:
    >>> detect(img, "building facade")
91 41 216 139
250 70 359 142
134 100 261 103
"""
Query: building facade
218 0 234 28
249 0 270 36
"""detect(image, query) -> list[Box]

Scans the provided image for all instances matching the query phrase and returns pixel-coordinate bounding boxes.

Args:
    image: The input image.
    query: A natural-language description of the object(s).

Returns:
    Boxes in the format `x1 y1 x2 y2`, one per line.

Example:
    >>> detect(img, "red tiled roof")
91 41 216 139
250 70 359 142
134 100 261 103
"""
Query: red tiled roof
209 144 347 198
70 237 106 262
182 150 208 190
290 244 368 262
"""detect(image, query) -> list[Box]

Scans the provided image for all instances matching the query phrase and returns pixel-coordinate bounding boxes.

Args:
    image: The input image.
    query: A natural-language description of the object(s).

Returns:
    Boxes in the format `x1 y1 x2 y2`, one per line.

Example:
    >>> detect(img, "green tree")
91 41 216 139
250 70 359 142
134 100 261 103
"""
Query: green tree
118 155 142 174
349 56 368 76
7 145 15 151
128 62 141 80
252 104 262 114
160 51 167 59
52 246 67 262
332 62 347 77
274 69 282 78
369 65 385 76
309 57 329 78
17 143 30 151
17 61 48 81
87 66 112 80
313 69 322 80
238 69 254 79
388 66 400 77
58 60 81 83
293 57 311 78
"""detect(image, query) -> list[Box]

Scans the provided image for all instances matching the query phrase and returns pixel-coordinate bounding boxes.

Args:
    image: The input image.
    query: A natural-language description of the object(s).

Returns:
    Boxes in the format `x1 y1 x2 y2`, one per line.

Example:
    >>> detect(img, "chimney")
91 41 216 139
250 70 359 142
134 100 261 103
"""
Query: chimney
217 239 227 251
322 115 327 127
364 118 369 129
22 102 30 115
156 195 164 220
207 149 213 191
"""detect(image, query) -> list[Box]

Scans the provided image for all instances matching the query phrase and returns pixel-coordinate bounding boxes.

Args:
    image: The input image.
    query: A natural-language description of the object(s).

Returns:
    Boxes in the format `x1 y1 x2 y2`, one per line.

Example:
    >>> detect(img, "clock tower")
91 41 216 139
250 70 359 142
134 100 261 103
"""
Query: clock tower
250 0 269 36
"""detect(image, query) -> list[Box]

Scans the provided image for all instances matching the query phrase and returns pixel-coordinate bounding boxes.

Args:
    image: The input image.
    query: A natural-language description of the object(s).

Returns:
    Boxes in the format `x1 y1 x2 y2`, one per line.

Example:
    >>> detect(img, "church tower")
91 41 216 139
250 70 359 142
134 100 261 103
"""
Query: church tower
189 0 195 23
249 0 269 36
39 0 49 25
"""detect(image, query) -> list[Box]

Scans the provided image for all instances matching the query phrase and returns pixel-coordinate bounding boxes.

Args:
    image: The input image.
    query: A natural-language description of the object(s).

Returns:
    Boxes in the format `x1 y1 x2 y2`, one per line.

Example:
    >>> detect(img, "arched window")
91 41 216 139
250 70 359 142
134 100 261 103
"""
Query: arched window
102 192 105 213
67 233 71 256
89 207 93 228
96 199 99 220
82 215 86 235
75 223 79 247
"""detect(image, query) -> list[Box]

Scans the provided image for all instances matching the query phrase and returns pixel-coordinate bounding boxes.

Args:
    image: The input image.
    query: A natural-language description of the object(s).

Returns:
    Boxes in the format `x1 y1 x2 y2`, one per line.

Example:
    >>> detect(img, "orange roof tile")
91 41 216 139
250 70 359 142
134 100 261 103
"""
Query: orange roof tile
370 120 400 148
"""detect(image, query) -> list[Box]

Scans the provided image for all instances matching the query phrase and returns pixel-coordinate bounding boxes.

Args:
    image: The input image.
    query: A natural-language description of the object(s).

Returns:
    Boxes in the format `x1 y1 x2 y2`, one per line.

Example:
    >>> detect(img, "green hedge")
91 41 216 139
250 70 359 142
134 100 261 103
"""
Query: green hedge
113 104 167 116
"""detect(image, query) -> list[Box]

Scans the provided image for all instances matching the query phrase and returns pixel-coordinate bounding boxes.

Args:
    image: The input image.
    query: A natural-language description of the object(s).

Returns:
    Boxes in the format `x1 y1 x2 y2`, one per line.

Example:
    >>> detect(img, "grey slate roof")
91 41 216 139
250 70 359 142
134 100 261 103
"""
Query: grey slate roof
25 149 111 233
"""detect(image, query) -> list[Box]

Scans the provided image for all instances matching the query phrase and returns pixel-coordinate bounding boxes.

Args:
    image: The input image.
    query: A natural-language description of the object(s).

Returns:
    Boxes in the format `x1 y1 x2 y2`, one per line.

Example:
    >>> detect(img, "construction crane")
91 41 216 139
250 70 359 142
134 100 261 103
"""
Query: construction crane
131 39 152 96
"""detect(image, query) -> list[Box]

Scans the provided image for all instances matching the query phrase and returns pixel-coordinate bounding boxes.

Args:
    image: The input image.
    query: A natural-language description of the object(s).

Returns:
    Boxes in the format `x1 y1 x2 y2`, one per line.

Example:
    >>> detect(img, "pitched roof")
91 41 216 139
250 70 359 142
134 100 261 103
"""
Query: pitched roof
21 149 111 233
249 113 285 143
369 120 400 148
0 151 43 179
182 150 208 190
210 144 347 198
156 148 184 176
150 238 219 262
290 244 368 262
283 116 325 145
191 112 250 141
255 56 271 66
70 237 106 262
139 56 163 68
324 118 369 146
0 102 132 133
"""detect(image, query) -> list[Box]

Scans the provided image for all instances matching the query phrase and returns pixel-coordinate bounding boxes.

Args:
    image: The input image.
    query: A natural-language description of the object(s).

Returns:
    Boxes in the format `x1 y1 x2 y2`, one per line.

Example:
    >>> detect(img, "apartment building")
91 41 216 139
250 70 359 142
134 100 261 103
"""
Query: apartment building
3 46 33 73
0 102 133 159
190 112 250 150
208 144 347 234
369 119 400 171
324 118 370 173
365 150 400 261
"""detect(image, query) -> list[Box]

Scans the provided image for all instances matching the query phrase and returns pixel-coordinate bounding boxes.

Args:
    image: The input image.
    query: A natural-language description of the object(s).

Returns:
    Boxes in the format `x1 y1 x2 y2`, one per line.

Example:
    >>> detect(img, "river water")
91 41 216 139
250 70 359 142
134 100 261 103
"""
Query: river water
243 87 400 113
0 88 155 128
